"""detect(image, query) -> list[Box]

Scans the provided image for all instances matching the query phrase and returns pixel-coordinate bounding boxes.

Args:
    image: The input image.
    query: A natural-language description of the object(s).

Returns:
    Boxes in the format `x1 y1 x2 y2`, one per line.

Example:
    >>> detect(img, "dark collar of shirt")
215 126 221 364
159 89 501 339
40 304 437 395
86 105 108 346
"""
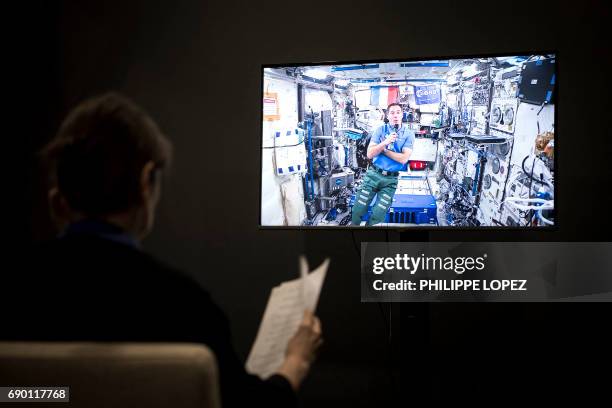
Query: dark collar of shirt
60 219 141 250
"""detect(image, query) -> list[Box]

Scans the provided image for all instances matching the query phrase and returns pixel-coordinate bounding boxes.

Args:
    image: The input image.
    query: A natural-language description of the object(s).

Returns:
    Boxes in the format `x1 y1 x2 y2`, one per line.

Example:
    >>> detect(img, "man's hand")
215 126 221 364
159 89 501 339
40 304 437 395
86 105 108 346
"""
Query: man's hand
368 132 399 159
383 147 412 165
286 310 322 363
384 133 398 146
276 310 323 390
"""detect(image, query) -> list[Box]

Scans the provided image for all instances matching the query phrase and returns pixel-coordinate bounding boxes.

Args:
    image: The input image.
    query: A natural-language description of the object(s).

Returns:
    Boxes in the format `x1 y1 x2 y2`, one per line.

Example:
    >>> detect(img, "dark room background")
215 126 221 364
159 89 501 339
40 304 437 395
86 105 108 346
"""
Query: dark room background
16 0 612 405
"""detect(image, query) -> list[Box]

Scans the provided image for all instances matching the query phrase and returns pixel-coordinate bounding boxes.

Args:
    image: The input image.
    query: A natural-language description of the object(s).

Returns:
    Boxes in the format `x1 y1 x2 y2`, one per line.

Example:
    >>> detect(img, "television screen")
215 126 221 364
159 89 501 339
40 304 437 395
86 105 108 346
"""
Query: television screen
260 53 556 228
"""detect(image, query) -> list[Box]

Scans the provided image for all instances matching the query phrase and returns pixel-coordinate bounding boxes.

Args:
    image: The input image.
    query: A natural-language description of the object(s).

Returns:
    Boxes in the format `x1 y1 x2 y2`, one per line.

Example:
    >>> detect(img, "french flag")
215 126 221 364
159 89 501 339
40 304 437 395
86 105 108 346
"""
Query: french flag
370 86 399 107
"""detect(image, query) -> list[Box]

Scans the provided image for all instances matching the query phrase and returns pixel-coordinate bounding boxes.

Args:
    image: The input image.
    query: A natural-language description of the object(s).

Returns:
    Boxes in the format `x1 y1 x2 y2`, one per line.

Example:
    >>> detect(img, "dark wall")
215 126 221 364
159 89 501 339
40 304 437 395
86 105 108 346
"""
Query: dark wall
21 0 611 405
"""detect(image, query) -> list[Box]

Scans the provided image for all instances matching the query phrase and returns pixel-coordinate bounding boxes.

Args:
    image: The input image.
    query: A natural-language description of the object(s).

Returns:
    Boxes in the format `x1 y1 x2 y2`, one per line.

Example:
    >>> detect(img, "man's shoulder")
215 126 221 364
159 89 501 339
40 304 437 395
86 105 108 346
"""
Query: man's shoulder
402 127 416 140
4 236 222 343
374 123 387 132
32 235 160 270
401 126 415 135
28 236 209 296
371 124 386 138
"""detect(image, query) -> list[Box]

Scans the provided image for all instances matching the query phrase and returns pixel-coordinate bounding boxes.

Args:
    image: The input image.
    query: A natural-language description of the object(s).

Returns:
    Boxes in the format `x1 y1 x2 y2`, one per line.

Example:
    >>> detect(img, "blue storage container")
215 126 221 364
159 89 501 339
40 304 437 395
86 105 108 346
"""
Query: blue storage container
349 192 438 225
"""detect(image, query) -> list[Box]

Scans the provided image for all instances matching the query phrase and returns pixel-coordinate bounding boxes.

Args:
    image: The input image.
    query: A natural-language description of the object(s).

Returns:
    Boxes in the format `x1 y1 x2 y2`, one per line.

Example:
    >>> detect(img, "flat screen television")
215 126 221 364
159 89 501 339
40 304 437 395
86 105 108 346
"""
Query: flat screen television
260 53 556 229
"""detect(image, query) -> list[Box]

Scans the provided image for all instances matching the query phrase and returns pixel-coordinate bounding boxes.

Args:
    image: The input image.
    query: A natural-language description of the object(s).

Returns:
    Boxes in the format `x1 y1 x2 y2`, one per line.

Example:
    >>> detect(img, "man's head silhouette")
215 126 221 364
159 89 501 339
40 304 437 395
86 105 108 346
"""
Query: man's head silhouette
43 92 172 241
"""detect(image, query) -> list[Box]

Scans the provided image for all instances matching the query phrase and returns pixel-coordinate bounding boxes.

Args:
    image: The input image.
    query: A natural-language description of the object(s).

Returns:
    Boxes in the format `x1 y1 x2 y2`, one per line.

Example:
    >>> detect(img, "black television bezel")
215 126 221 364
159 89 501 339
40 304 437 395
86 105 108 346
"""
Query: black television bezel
258 50 558 231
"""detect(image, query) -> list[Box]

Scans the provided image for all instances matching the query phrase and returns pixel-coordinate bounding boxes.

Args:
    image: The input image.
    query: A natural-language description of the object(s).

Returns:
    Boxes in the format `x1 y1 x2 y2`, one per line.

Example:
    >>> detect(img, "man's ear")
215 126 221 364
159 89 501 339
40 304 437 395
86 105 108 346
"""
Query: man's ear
140 161 157 200
48 187 71 230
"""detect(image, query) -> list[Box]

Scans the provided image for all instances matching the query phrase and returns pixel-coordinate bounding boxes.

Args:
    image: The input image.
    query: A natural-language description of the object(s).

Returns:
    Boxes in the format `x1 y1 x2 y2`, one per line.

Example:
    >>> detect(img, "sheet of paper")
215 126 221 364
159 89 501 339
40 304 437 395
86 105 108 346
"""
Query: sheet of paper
245 257 329 378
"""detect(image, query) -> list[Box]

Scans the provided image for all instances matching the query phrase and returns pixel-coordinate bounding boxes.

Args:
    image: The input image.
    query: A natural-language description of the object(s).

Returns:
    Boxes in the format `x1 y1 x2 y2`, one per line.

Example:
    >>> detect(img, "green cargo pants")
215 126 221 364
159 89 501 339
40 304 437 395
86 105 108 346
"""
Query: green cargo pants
351 168 398 226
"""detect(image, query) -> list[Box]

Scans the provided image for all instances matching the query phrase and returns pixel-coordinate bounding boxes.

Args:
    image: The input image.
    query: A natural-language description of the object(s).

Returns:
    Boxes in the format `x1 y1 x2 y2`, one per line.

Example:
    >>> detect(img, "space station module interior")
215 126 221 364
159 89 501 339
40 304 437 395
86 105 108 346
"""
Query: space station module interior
261 55 555 227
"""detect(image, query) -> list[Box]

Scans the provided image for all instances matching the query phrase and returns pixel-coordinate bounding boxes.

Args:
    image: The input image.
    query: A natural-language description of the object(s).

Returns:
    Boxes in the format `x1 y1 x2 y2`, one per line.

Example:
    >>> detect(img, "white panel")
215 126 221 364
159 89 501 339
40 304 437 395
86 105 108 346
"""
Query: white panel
261 75 305 226
304 89 333 115
262 76 299 148
281 175 307 226
354 89 371 109
410 137 438 162
419 102 440 113
261 148 286 226
511 103 554 167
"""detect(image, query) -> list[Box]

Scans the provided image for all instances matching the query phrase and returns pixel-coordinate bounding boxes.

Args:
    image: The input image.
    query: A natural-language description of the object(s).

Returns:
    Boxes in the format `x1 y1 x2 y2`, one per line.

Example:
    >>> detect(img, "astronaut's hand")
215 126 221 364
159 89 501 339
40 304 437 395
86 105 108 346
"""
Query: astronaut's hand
384 133 398 145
